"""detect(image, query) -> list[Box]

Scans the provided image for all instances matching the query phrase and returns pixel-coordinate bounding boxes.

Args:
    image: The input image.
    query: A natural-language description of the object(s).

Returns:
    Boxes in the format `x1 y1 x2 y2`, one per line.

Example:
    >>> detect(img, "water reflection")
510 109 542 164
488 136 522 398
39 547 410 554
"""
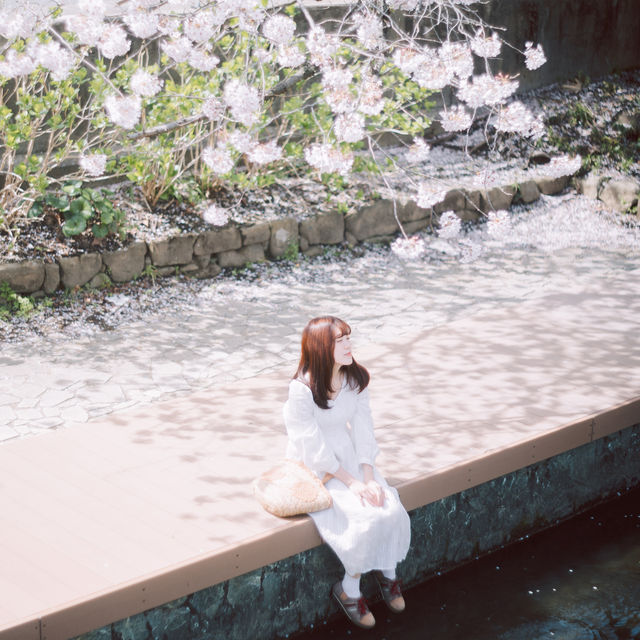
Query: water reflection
301 487 640 640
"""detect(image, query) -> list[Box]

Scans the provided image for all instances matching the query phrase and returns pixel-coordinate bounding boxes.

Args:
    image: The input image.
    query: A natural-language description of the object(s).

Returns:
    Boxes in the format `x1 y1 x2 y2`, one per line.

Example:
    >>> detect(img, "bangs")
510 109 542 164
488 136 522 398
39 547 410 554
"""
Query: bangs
332 318 351 339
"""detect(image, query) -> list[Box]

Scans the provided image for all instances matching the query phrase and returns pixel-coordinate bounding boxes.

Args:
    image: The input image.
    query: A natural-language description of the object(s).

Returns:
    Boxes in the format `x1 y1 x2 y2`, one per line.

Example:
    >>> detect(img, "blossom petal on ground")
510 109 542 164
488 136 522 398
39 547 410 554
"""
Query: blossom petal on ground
202 204 229 226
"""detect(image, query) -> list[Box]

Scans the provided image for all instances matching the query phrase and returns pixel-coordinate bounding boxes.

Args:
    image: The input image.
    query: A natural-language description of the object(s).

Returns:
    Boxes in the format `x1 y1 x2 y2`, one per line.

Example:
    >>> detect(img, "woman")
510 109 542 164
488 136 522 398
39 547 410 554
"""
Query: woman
283 316 411 629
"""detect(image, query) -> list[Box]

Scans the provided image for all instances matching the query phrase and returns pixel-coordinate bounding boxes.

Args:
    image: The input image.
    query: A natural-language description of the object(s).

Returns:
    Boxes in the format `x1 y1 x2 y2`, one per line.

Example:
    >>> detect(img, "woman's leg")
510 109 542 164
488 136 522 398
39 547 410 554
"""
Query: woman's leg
375 565 405 613
341 572 361 598
332 571 375 629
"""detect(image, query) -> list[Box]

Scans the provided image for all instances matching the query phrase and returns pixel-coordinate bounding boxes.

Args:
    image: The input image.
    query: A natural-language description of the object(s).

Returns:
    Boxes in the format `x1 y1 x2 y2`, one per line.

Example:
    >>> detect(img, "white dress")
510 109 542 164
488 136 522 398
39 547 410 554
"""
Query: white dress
283 377 411 576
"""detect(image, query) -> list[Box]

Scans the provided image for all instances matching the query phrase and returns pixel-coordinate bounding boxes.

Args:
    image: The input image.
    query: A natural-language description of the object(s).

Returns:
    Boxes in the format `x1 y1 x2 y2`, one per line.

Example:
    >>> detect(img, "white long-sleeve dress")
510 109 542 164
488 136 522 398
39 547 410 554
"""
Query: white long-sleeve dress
283 377 411 576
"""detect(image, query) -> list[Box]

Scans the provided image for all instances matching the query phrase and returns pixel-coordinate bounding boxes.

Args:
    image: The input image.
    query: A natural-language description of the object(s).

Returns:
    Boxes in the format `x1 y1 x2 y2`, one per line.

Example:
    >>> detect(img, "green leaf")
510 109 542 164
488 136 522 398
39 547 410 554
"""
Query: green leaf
28 201 44 218
62 216 87 236
62 181 82 196
92 224 108 238
45 194 69 210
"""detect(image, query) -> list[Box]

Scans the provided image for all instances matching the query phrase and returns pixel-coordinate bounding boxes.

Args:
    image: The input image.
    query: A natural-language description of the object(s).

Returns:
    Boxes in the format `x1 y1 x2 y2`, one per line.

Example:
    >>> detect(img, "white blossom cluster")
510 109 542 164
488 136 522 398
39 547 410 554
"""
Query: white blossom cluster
130 69 163 97
79 153 107 177
306 27 340 67
470 32 502 59
417 183 448 209
405 138 431 163
458 73 519 109
224 80 261 127
304 144 354 175
229 131 254 153
438 211 462 239
334 112 365 142
495 101 544 138
524 42 547 70
356 13 384 50
247 140 282 165
202 97 225 121
390 235 427 260
439 105 473 132
262 14 296 45
202 145 234 175
104 94 142 129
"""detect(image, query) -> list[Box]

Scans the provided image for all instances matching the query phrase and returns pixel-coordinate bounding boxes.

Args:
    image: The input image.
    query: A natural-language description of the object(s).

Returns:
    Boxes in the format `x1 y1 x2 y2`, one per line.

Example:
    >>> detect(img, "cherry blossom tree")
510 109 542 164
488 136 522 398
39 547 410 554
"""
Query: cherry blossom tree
0 0 579 246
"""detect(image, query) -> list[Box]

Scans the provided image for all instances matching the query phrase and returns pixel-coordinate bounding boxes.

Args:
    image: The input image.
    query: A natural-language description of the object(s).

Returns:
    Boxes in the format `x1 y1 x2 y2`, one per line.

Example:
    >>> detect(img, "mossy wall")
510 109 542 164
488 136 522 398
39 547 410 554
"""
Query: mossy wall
75 423 640 640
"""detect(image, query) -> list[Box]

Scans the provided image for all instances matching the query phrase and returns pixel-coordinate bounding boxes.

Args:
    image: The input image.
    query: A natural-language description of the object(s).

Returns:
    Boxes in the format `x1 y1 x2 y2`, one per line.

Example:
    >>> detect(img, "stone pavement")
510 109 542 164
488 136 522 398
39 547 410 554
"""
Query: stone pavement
2 193 639 442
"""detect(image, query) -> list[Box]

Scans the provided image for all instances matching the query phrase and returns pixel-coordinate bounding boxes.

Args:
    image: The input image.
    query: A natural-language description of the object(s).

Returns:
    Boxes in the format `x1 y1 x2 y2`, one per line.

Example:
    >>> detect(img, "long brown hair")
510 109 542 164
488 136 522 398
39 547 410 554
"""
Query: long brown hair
294 316 369 409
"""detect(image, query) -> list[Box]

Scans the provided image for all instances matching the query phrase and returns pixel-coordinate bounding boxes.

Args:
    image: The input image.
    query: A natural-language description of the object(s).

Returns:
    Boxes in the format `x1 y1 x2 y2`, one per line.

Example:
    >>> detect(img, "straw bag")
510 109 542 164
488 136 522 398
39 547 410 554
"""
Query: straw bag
253 459 332 517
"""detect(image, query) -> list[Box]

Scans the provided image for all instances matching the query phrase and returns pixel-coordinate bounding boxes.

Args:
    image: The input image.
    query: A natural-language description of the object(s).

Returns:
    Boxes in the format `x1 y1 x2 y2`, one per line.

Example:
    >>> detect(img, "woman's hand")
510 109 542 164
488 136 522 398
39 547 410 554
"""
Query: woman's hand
349 480 385 507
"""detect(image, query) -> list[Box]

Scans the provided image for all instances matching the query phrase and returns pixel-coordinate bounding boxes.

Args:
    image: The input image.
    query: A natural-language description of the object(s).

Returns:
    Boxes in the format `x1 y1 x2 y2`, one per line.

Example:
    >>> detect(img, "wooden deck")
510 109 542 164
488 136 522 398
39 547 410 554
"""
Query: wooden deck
1 273 639 640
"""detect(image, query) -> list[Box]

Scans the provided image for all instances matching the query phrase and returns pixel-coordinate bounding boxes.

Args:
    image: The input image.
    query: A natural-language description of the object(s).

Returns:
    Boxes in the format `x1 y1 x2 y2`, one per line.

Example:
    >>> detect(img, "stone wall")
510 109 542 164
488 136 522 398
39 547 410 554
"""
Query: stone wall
74 422 640 640
0 172 570 297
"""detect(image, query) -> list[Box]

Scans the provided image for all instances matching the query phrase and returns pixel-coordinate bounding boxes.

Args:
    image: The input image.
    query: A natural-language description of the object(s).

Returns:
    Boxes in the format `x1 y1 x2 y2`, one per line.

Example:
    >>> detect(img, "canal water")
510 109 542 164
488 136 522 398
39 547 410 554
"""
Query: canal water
302 486 640 640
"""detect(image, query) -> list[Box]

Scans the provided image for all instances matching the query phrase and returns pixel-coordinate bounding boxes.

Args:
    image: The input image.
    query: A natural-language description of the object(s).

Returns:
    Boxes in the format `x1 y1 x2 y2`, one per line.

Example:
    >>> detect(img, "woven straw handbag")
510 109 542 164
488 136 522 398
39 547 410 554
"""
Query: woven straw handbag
253 459 332 517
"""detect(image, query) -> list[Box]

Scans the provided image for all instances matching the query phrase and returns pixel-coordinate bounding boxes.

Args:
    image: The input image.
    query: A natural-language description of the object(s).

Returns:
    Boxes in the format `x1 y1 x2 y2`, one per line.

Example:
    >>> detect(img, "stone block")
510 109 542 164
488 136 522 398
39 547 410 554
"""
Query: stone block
240 222 271 246
575 174 604 199
434 189 468 214
58 253 102 289
535 175 569 195
299 236 309 251
43 263 60 294
517 180 541 204
180 263 199 273
0 261 45 294
303 246 324 258
103 242 147 282
480 185 517 212
599 177 640 213
269 218 299 259
456 209 482 222
345 231 358 246
88 273 112 289
345 200 399 241
194 262 222 279
399 200 432 223
403 218 430 234
194 227 242 256
147 235 196 266
218 243 266 268
299 211 345 246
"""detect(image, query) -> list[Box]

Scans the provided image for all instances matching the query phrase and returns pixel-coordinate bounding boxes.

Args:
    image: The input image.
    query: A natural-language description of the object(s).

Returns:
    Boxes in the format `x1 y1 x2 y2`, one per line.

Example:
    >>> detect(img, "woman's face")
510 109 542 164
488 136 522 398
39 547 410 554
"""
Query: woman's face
333 332 353 367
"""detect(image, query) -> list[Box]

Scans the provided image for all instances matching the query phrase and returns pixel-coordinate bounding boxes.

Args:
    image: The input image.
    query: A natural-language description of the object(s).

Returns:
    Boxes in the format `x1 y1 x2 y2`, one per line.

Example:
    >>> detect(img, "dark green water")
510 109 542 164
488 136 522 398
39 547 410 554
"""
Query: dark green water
303 487 640 640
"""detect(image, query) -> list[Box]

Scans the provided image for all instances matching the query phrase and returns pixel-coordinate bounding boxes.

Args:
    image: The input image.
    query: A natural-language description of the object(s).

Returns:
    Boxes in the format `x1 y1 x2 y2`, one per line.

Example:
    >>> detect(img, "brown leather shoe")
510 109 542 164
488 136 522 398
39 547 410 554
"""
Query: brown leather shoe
374 572 405 613
331 582 376 629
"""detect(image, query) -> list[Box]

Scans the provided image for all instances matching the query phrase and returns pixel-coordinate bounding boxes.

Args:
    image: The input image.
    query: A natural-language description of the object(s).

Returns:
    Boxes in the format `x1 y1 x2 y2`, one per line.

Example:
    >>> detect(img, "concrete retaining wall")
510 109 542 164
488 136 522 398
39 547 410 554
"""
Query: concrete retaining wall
74 422 640 640
478 0 640 91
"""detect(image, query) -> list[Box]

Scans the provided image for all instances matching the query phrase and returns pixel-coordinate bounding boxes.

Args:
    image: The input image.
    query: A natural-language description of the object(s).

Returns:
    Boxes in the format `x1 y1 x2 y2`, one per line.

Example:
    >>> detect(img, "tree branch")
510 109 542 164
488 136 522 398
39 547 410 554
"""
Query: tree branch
128 65 319 141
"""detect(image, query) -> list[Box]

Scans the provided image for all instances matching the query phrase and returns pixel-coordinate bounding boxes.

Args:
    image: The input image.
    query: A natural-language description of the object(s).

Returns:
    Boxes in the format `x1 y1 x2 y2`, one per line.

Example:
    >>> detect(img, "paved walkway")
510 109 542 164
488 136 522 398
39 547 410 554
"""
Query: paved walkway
1 194 640 639
2 195 638 442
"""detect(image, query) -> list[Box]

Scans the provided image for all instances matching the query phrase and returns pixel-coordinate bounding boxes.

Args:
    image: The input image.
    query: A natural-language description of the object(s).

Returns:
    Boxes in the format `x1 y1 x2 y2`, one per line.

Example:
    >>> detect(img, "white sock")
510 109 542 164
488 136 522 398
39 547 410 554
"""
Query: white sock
342 573 361 599
382 568 396 580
